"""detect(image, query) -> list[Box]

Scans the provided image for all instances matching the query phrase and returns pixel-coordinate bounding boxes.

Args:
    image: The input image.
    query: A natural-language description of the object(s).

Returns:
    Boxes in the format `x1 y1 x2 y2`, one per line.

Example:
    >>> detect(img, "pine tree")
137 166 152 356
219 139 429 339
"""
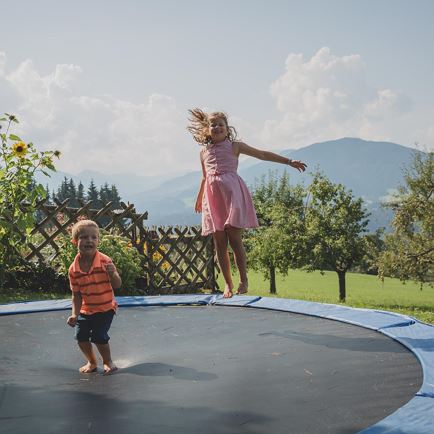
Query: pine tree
68 178 77 207
45 184 51 204
56 177 70 202
51 178 124 216
99 182 111 206
86 179 100 208
77 182 85 204
110 184 121 209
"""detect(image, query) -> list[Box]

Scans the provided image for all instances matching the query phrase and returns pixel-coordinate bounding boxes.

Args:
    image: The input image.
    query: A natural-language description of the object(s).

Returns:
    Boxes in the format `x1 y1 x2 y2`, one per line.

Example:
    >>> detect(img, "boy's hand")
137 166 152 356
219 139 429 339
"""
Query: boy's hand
105 262 117 277
104 262 122 289
67 315 77 327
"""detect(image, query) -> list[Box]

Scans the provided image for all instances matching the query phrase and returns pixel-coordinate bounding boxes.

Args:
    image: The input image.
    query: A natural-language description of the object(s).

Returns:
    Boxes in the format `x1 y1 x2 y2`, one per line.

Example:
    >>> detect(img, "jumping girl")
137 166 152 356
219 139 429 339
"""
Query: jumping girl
188 108 306 298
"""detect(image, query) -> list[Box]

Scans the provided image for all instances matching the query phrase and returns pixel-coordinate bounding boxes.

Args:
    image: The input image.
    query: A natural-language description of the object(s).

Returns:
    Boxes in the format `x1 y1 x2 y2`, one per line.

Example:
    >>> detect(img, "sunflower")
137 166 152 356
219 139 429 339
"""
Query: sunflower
12 141 28 158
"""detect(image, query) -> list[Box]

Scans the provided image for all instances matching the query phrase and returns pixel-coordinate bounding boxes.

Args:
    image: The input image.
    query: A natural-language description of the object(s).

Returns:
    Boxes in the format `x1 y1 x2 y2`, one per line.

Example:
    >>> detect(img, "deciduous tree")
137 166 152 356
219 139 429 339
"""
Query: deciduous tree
305 173 370 301
378 152 433 286
245 172 307 293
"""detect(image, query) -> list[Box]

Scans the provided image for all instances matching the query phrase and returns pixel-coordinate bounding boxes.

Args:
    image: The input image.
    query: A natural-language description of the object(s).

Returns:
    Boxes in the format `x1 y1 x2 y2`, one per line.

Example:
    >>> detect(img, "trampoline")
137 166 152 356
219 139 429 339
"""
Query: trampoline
1 294 433 434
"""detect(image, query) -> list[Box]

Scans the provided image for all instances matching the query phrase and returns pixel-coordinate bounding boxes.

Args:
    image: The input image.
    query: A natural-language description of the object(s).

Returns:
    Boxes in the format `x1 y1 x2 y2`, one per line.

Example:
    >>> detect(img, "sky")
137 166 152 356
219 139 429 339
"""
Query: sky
1 0 433 177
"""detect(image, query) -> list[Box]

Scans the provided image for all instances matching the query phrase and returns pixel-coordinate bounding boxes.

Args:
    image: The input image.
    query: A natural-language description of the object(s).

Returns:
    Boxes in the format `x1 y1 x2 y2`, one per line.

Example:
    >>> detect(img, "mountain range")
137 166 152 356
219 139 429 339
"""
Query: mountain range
36 137 421 231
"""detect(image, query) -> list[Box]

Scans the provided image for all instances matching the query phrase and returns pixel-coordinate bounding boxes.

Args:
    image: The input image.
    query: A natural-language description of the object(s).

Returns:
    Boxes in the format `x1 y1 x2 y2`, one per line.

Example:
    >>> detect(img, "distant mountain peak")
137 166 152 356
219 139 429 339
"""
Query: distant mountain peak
310 136 398 146
37 137 421 230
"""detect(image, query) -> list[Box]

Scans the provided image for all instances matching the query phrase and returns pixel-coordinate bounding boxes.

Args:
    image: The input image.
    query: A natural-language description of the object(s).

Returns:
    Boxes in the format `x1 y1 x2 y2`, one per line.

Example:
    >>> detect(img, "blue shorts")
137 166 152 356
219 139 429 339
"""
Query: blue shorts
75 310 115 344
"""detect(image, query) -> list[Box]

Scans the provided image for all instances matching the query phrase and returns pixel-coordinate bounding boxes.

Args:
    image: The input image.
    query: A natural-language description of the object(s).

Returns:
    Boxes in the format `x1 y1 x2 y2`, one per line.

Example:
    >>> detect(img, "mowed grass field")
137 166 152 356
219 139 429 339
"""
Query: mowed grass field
218 269 434 324
1 269 433 324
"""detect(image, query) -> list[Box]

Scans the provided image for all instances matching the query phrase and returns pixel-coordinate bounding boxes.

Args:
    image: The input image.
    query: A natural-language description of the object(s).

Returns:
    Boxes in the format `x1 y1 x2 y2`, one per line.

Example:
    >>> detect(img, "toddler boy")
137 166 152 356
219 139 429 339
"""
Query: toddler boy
66 220 121 374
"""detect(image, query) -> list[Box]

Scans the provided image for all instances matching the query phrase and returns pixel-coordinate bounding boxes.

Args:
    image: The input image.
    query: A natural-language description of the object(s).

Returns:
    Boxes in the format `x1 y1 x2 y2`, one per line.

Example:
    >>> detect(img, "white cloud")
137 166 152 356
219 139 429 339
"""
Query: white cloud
364 89 411 120
270 47 368 117
1 48 432 180
1 53 194 176
262 47 432 150
51 64 82 91
379 188 400 204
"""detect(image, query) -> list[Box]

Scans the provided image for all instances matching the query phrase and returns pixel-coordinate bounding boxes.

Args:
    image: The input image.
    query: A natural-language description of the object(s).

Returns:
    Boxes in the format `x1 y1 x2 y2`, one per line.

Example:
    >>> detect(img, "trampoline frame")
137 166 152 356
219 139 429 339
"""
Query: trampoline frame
1 294 433 433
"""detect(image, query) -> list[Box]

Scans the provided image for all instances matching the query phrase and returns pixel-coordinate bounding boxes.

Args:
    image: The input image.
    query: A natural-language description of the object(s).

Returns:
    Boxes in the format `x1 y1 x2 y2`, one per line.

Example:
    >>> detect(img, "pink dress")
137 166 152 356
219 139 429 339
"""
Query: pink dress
201 139 259 236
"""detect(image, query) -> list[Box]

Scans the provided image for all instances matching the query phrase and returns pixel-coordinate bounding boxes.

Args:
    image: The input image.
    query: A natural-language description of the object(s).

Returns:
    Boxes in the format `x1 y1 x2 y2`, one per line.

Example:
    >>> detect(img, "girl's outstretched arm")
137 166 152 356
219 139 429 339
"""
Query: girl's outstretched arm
234 141 307 172
195 151 206 213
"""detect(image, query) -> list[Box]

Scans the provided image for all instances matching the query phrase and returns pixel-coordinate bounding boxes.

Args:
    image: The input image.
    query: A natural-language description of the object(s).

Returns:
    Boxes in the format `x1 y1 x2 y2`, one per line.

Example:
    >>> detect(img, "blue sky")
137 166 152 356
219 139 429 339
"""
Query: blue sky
1 0 433 176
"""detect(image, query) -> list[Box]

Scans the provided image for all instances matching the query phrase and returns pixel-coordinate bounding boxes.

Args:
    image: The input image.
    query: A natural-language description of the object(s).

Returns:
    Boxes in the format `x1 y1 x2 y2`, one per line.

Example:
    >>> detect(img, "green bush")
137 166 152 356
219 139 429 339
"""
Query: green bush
2 262 69 294
54 230 144 290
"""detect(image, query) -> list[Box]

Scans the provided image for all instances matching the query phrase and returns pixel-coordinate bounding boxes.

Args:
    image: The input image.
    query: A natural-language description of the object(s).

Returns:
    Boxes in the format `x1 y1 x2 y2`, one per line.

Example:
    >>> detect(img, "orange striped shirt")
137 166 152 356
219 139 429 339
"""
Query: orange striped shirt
69 251 118 315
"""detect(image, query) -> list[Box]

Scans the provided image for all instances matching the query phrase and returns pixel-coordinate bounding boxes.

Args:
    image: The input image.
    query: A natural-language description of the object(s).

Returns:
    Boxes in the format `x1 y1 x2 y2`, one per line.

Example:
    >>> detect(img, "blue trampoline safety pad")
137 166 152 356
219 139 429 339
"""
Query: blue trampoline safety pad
244 297 416 330
358 396 434 434
1 294 433 433
381 322 434 398
0 298 72 315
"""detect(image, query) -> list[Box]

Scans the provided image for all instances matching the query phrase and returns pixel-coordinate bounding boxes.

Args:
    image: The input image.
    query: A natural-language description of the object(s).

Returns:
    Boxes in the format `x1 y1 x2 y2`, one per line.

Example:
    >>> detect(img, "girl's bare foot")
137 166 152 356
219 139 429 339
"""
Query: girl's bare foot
223 285 233 298
236 281 248 295
79 362 98 373
103 362 118 375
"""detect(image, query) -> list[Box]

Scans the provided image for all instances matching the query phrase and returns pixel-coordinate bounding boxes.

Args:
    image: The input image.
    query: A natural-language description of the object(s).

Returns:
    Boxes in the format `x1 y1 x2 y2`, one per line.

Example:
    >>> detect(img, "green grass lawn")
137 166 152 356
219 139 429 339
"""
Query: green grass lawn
218 269 434 324
0 291 70 305
1 269 433 324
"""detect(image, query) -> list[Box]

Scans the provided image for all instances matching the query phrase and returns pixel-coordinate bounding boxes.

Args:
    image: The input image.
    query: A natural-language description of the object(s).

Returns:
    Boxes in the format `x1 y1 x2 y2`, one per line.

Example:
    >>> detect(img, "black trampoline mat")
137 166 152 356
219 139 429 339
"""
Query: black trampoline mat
0 305 422 434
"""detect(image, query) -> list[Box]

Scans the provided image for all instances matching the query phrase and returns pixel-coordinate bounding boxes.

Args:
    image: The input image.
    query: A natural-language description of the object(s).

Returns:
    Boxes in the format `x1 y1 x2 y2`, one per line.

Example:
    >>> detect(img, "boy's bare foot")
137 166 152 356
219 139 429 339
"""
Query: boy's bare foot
223 285 233 298
103 362 118 375
79 362 98 373
236 281 248 295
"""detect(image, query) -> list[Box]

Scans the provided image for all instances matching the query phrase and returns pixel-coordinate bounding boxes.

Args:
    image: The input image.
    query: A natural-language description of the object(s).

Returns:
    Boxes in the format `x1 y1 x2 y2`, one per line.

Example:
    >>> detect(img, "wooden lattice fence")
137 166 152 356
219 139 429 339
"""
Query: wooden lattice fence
23 198 148 263
143 226 216 293
16 199 217 293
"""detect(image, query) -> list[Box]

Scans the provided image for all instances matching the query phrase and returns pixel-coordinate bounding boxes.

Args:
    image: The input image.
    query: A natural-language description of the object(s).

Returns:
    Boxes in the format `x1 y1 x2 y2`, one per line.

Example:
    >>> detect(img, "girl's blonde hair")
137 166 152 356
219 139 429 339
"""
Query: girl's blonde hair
71 219 99 241
187 108 237 145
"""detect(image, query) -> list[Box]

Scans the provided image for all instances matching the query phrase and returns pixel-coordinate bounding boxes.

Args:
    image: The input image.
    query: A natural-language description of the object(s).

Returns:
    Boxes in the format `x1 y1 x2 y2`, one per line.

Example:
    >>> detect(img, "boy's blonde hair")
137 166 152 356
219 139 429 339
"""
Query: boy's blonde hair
71 219 99 241
187 108 238 145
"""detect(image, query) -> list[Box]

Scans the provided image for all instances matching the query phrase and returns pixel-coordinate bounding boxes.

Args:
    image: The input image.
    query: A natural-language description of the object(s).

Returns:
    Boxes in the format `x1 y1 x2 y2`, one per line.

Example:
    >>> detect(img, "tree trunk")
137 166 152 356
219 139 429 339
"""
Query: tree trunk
337 270 346 302
269 264 276 294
